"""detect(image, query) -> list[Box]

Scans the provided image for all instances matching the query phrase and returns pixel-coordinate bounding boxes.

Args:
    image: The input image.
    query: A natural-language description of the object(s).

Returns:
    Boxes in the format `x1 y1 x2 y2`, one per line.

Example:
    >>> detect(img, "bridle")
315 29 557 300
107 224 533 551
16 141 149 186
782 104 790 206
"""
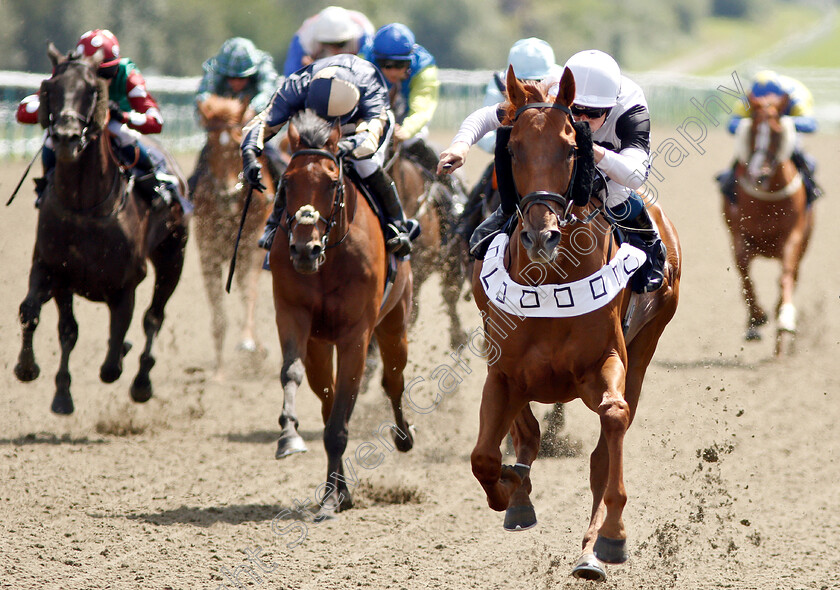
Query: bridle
43 62 98 154
281 148 350 254
512 102 579 226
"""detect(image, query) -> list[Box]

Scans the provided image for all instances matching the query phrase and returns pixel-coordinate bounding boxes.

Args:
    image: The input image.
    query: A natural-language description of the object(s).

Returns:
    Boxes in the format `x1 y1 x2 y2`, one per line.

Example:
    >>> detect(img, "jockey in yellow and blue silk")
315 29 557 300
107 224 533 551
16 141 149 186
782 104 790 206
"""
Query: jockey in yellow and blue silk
17 29 180 210
717 70 822 204
241 54 419 258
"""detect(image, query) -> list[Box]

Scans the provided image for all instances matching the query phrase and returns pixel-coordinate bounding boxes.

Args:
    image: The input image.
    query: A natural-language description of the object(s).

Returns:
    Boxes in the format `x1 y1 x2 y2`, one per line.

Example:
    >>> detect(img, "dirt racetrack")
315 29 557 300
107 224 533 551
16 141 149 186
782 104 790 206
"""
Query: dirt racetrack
2 127 840 590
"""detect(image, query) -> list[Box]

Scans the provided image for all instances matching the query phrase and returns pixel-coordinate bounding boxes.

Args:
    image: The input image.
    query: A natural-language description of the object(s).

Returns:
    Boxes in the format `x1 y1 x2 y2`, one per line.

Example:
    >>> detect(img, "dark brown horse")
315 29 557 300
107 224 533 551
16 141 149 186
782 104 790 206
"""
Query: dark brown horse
723 93 812 353
192 95 277 378
268 110 415 520
14 44 188 414
386 140 466 348
469 67 681 581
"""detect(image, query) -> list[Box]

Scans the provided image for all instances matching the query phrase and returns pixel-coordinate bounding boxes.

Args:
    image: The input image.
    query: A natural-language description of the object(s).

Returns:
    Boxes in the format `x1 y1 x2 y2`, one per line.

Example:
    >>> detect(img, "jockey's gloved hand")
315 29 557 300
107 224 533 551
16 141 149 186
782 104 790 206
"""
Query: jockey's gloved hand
337 140 354 158
242 149 266 192
108 101 124 124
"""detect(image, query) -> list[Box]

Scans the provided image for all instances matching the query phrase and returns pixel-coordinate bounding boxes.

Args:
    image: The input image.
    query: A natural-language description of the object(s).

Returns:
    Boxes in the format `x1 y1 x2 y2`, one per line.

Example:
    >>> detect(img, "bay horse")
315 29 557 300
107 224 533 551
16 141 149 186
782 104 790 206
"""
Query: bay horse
723 93 813 354
192 95 278 378
469 67 681 581
268 109 414 520
386 140 466 348
14 44 188 414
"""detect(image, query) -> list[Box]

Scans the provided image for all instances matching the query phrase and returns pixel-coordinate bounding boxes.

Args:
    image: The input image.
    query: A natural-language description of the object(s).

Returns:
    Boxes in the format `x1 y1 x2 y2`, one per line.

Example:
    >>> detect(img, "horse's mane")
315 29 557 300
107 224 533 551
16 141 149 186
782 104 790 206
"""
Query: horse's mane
501 81 549 125
291 109 334 149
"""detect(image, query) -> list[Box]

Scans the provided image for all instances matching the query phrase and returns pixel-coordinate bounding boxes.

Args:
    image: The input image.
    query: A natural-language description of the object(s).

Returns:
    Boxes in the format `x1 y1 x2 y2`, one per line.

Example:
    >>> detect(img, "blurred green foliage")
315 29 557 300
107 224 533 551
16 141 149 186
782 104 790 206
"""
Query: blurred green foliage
0 0 829 75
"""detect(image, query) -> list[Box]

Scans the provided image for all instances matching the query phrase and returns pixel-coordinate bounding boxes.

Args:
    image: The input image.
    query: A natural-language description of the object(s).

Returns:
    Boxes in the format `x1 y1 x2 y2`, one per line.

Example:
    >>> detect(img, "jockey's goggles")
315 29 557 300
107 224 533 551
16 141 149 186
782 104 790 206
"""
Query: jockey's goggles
571 105 610 119
378 59 410 70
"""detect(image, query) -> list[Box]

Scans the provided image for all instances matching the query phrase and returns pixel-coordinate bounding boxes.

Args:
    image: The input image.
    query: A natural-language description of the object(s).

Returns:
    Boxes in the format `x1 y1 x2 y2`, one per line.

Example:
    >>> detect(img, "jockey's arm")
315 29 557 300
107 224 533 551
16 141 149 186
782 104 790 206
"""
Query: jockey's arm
241 75 307 155
596 105 651 190
397 65 440 140
787 99 818 133
476 80 506 153
123 69 163 134
437 104 502 173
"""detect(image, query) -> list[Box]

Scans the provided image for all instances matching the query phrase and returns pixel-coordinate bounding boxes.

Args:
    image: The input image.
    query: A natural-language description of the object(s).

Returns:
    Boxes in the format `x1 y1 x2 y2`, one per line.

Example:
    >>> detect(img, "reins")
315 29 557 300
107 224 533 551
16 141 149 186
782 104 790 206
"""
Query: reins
281 148 350 253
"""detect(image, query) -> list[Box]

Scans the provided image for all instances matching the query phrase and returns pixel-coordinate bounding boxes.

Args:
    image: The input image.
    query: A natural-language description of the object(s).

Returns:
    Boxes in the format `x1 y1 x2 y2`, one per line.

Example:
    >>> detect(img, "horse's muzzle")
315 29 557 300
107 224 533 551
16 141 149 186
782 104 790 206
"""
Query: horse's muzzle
520 228 562 263
289 239 325 274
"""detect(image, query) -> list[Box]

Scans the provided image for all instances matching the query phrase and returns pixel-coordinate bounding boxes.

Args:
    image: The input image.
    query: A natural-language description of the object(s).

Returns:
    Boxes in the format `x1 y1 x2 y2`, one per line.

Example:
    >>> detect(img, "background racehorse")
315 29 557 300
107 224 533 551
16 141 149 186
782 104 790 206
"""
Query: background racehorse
192 95 279 378
723 93 813 354
469 67 681 581
14 44 188 414
268 109 415 520
386 140 466 348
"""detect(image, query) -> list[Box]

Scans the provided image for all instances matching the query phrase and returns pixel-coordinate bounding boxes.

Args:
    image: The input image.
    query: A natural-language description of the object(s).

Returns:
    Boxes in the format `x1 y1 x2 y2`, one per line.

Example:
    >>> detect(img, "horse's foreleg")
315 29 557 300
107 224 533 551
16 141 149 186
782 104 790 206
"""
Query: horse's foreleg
51 291 78 415
732 240 766 336
441 252 468 349
503 404 540 531
776 226 807 335
471 372 529 513
579 354 630 565
235 246 264 354
276 325 310 459
317 337 368 519
197 242 227 376
101 289 134 385
15 260 52 384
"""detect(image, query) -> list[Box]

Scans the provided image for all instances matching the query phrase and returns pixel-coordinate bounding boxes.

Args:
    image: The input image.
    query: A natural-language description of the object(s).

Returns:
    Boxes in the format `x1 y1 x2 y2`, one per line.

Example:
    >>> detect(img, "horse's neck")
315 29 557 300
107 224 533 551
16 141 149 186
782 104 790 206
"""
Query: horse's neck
54 137 118 210
509 217 613 285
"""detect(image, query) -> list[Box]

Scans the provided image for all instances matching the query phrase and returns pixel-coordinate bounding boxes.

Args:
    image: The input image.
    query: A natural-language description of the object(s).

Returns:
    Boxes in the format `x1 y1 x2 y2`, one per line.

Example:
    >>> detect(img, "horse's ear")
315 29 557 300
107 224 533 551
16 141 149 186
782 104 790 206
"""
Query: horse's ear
47 42 63 68
571 119 596 207
555 67 576 108
288 121 301 152
505 65 526 109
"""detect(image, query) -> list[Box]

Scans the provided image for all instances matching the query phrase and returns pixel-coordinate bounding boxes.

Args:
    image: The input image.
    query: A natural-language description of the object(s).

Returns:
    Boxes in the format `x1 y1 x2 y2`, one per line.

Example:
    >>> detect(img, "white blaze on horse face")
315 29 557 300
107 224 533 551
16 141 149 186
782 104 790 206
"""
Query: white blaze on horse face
219 130 231 146
748 121 770 179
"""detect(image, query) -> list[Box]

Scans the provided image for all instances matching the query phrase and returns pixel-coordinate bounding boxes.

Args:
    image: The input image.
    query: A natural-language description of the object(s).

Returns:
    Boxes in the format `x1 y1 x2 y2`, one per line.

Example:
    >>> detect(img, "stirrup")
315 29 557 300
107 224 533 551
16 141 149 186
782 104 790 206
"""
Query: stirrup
259 225 278 251
385 223 412 258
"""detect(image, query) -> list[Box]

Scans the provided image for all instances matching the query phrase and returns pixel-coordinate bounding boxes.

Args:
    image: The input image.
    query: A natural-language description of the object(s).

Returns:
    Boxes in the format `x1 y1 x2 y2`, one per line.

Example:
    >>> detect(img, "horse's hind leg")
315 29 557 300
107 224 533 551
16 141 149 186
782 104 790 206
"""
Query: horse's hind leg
100 289 135 385
504 404 540 531
15 260 52 383
51 291 78 415
374 306 414 453
133 231 187 402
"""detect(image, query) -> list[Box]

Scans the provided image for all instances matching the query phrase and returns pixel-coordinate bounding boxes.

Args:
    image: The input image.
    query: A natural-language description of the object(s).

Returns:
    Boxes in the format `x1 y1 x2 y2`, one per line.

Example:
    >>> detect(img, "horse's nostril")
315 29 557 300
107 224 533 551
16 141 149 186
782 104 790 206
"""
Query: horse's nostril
289 243 298 255
311 243 323 257
544 230 562 250
520 230 534 250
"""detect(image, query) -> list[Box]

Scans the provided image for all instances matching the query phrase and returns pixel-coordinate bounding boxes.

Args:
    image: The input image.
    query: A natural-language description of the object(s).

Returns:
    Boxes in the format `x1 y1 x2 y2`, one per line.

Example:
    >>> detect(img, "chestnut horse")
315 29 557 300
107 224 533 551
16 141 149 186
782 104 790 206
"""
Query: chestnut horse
14 45 188 414
469 67 681 581
192 95 278 377
268 110 414 520
723 93 813 353
386 141 466 348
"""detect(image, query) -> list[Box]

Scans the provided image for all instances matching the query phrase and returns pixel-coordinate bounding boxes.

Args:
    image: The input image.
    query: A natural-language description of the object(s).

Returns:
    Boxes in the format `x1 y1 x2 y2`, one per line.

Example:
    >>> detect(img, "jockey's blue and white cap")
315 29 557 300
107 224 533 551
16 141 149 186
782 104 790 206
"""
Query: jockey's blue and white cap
305 66 361 119
564 49 622 108
751 70 785 97
507 38 555 81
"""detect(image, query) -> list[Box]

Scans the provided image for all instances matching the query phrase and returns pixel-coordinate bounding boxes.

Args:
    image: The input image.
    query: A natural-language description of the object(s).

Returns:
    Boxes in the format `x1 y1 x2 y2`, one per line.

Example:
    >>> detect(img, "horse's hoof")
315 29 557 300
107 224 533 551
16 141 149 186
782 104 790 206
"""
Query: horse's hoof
14 362 40 382
235 340 257 353
572 553 607 581
503 504 537 531
51 393 74 415
100 364 122 384
130 378 153 403
393 424 415 453
275 436 308 459
777 303 797 333
594 535 627 564
744 327 762 341
313 505 339 523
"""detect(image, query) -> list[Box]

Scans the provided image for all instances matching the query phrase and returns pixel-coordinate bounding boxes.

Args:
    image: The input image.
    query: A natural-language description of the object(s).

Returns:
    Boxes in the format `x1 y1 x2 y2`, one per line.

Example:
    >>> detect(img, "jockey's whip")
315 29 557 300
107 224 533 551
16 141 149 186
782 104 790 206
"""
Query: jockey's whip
7 142 45 207
225 183 255 294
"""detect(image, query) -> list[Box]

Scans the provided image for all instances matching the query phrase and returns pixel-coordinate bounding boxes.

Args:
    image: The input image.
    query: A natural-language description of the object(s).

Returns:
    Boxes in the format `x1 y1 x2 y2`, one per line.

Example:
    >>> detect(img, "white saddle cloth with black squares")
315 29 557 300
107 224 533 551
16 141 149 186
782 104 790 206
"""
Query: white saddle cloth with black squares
480 233 646 318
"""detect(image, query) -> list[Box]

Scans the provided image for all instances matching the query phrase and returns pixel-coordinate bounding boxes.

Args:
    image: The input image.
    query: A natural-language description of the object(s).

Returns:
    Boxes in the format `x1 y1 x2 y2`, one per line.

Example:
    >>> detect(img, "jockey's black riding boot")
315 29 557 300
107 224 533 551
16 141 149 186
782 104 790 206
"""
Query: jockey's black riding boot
263 143 287 192
791 149 823 205
34 147 56 208
134 173 169 212
259 182 286 251
715 162 737 204
364 167 418 258
618 205 666 294
469 126 516 259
